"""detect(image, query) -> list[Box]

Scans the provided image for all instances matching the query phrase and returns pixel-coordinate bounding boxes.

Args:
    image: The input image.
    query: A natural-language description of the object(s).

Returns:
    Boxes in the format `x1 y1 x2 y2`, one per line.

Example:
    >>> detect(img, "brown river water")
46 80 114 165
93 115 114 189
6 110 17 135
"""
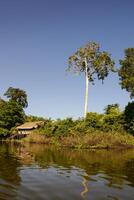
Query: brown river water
0 143 134 200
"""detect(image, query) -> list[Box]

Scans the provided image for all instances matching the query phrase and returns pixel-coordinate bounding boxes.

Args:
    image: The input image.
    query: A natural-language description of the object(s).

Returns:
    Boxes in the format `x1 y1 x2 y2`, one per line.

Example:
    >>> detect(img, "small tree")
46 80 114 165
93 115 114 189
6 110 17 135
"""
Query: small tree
118 48 134 98
67 42 115 118
103 104 124 132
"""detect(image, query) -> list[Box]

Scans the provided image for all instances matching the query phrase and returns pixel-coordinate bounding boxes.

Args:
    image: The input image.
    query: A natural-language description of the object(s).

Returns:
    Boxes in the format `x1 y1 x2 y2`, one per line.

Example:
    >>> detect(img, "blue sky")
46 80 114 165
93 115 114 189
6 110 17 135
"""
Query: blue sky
0 0 133 119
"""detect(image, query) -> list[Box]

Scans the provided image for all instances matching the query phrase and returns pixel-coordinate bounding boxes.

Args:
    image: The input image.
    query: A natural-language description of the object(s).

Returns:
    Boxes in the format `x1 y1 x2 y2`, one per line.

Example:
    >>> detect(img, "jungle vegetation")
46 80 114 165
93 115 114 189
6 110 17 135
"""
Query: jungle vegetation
0 44 134 148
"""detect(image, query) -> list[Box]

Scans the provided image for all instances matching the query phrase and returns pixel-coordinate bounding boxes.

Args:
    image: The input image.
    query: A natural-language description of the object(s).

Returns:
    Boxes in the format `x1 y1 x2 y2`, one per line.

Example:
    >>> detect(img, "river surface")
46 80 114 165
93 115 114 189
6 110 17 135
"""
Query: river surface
0 143 134 200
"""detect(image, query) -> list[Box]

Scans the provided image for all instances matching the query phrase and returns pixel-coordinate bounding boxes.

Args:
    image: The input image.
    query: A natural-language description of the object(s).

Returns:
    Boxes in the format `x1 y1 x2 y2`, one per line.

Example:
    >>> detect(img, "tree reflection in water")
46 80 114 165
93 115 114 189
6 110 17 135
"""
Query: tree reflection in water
0 143 134 199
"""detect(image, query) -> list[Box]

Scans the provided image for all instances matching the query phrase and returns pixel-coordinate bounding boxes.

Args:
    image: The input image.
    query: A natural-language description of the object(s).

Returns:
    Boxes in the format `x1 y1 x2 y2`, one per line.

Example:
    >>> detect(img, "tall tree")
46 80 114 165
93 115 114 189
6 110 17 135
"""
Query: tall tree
118 48 134 98
67 42 115 118
4 87 28 108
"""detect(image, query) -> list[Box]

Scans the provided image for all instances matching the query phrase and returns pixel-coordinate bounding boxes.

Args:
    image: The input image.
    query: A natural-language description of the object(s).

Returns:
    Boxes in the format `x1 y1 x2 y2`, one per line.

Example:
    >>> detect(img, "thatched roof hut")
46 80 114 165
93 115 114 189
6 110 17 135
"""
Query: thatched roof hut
16 121 44 131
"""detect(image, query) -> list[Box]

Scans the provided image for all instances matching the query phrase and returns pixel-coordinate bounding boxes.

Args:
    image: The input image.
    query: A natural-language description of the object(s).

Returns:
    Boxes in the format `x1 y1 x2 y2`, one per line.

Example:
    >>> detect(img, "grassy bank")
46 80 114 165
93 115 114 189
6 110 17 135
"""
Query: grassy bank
20 111 134 149
21 129 134 149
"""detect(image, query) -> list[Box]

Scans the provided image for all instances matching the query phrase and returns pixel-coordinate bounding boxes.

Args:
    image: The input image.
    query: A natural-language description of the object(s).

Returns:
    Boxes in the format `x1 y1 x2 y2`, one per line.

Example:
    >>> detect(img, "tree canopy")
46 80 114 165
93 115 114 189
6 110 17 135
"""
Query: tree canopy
104 104 121 115
118 48 134 98
0 87 27 131
4 87 28 108
68 42 115 83
0 99 25 130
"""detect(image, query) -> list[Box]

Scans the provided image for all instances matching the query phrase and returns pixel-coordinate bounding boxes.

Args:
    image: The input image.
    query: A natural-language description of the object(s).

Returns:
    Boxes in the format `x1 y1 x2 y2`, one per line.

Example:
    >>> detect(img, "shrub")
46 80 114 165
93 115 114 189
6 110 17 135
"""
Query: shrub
0 128 10 138
85 112 103 129
102 104 124 132
69 119 87 134
26 115 49 122
102 113 124 132
53 118 75 136
38 120 55 136
39 118 75 136
124 102 134 134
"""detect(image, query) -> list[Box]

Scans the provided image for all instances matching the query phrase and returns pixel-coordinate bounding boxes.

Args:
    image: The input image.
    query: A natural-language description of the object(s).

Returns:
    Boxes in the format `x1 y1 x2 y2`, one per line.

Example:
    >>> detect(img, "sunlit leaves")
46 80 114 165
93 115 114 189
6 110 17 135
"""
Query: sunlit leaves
68 41 115 84
4 87 28 108
119 48 134 98
0 99 25 130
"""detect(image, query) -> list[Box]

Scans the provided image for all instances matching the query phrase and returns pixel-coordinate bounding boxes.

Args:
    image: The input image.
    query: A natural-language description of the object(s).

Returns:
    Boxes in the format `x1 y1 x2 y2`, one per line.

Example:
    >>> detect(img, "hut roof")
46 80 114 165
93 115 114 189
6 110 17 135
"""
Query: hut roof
16 121 44 130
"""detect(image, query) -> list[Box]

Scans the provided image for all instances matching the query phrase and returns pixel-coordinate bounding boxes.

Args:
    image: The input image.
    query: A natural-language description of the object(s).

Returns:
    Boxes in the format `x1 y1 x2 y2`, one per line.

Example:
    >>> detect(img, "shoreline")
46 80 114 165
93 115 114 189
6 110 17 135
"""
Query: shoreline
2 131 134 150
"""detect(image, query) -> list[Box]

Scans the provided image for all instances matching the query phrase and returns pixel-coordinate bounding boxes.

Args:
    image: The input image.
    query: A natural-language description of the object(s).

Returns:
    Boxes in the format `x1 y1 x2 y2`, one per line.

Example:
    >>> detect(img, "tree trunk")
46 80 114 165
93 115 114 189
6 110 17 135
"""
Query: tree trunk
84 58 89 118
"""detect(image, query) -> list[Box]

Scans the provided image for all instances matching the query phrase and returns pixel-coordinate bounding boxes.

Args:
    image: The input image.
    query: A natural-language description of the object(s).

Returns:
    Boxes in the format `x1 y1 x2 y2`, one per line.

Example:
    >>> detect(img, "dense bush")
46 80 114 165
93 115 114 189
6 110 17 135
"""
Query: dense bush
85 112 103 129
70 113 103 135
39 118 76 136
40 109 124 136
39 120 56 136
0 100 25 130
102 113 124 132
102 104 124 132
0 128 10 138
39 108 125 137
26 115 49 122
0 87 27 134
53 118 75 136
104 104 120 115
124 102 134 134
67 119 88 134
75 110 124 133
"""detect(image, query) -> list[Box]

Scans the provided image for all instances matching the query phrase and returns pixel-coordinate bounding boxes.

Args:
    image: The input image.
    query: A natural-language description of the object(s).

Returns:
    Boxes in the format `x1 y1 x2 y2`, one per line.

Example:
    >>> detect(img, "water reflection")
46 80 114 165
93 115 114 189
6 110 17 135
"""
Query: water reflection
0 143 134 199
0 144 21 199
81 172 89 199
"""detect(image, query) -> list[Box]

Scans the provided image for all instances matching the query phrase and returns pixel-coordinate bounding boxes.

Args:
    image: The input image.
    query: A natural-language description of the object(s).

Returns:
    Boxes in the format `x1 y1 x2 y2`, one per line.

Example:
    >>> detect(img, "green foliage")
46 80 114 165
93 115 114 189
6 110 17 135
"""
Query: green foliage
0 128 10 137
124 102 134 134
0 87 27 133
102 113 124 132
68 41 115 83
4 87 28 108
39 120 55 136
104 104 120 115
74 109 124 133
0 87 133 146
70 113 103 135
0 99 25 130
40 118 76 136
119 48 134 98
38 107 125 137
103 104 124 132
53 118 75 136
73 109 124 133
85 112 103 128
26 115 49 122
70 119 87 134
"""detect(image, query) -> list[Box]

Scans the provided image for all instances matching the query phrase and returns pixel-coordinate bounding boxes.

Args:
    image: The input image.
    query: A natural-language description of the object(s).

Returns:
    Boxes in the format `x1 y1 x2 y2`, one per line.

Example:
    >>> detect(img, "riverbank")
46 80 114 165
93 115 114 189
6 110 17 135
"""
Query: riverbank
10 130 134 149
2 108 134 149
